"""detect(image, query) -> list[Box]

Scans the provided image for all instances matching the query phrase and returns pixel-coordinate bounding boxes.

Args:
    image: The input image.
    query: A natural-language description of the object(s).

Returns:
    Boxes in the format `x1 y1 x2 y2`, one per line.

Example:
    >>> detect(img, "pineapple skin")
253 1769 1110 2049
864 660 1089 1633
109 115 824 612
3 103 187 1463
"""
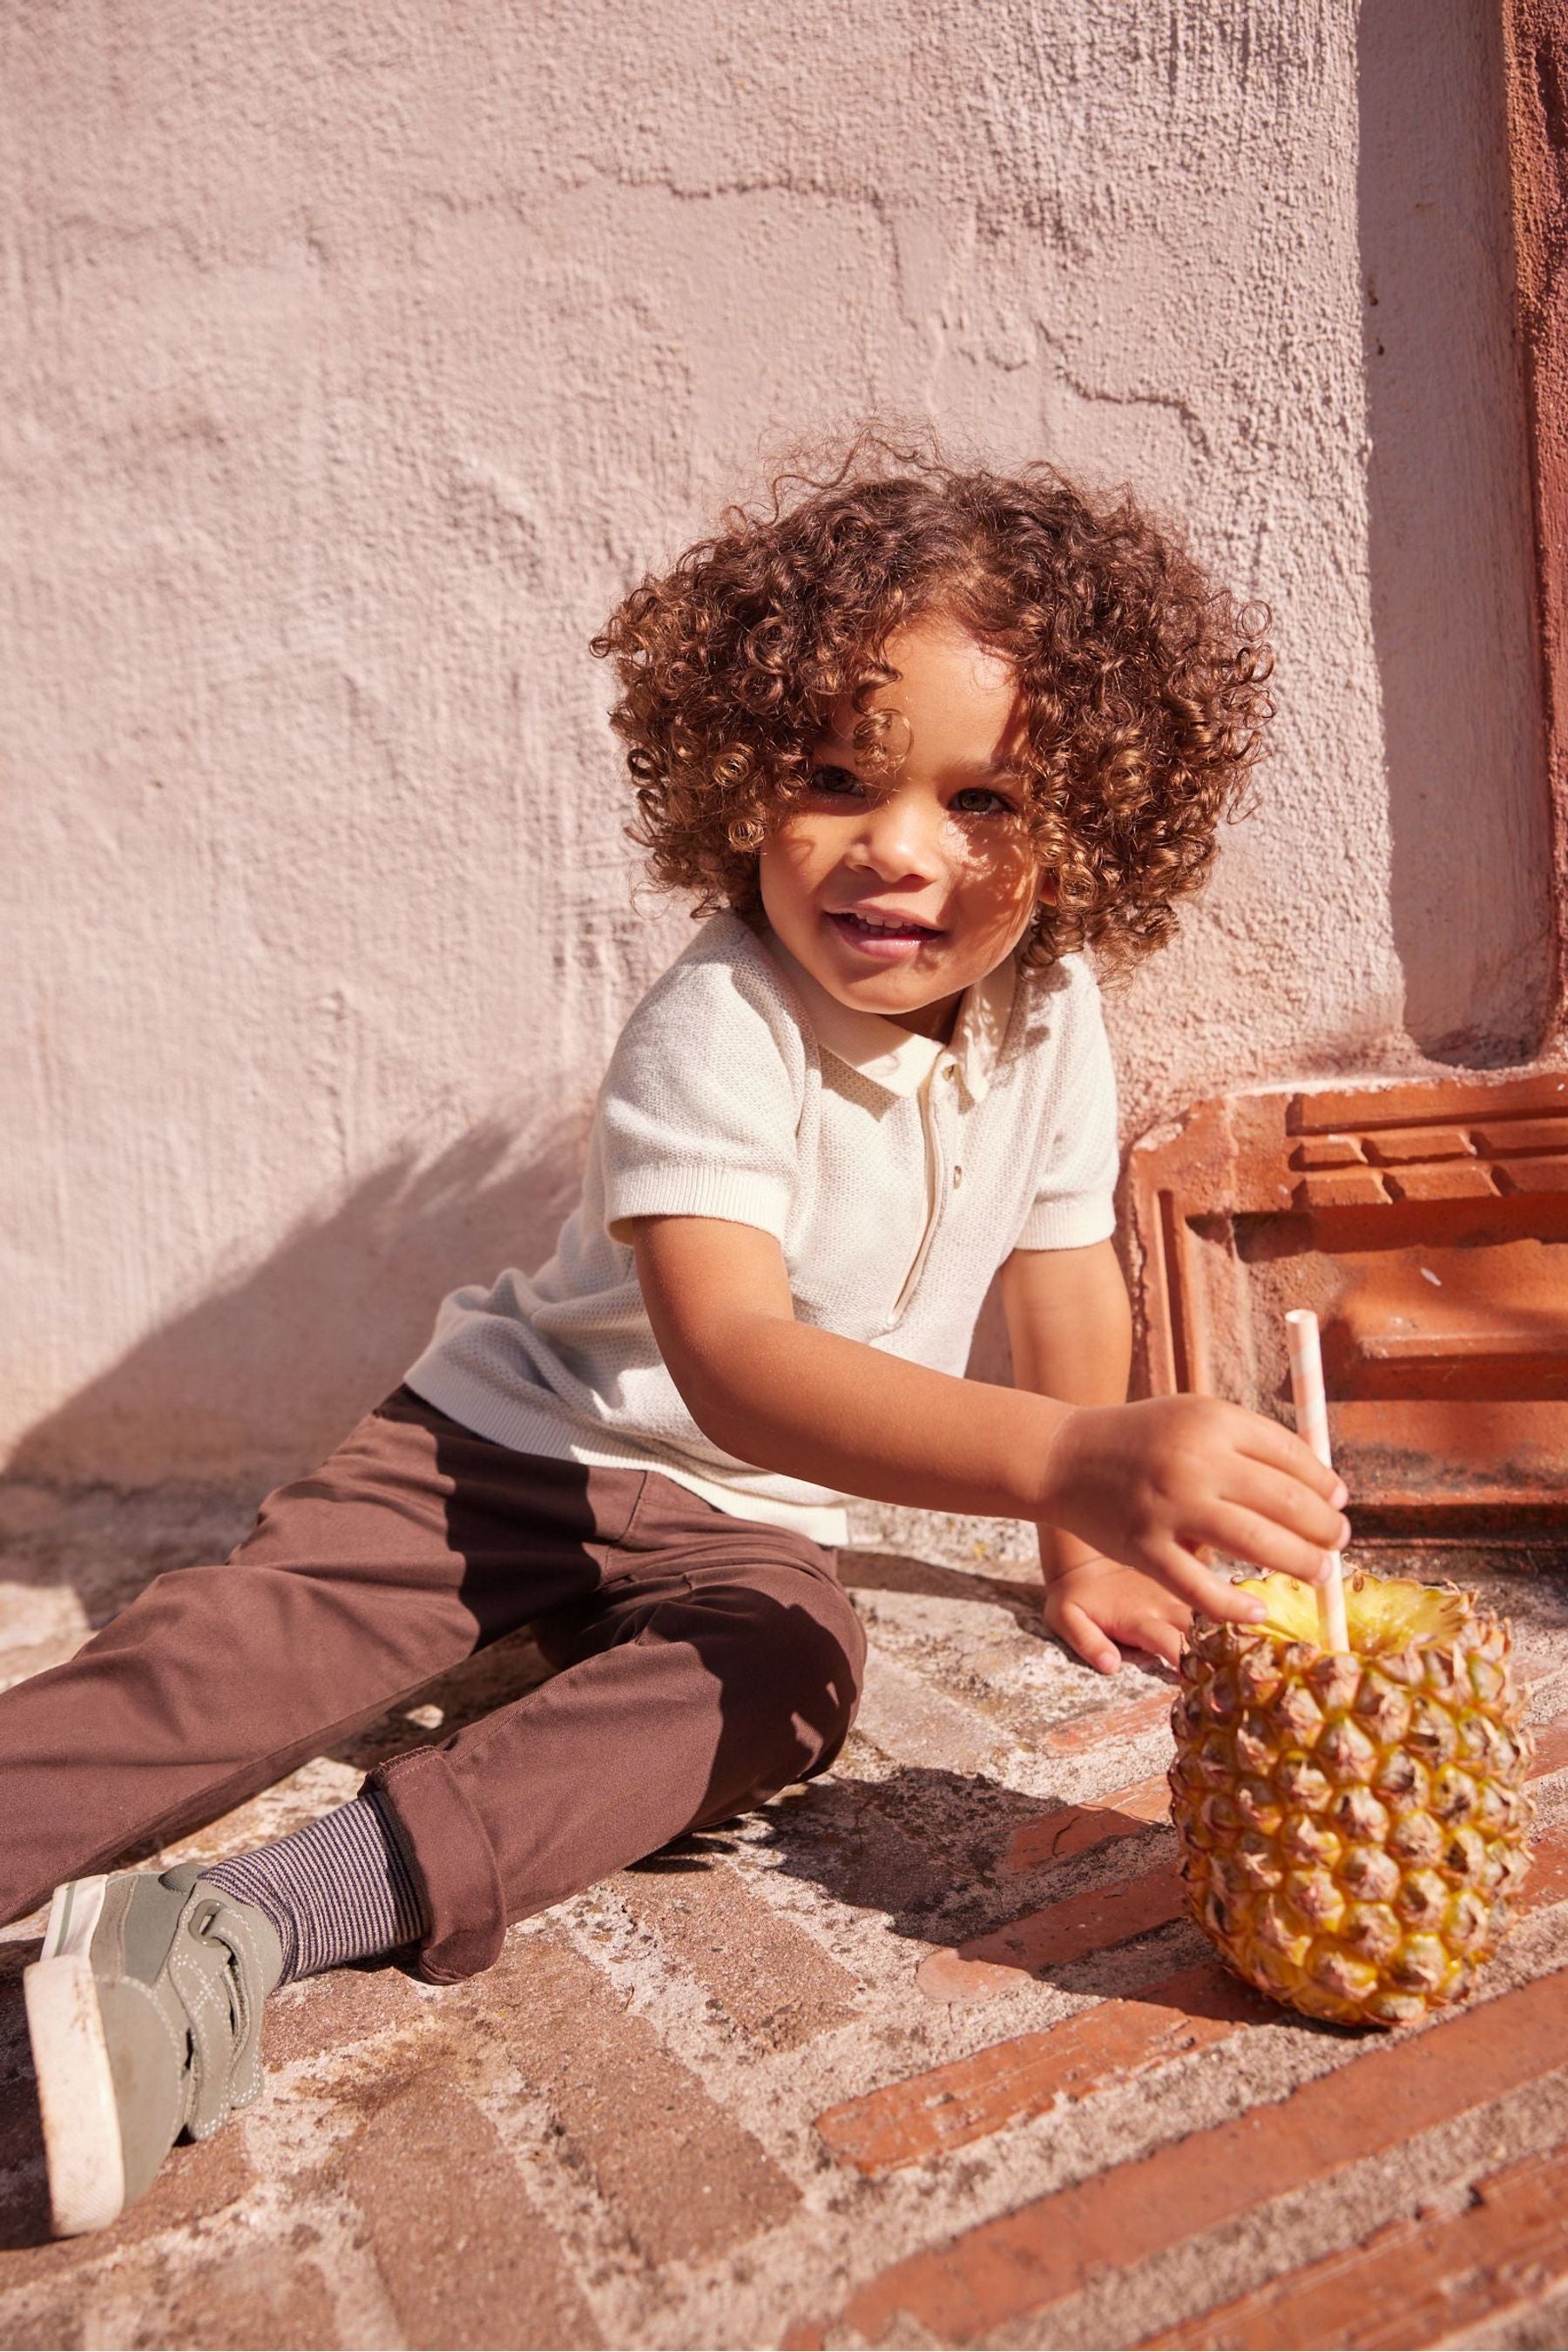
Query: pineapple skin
1169 1583 1535 2028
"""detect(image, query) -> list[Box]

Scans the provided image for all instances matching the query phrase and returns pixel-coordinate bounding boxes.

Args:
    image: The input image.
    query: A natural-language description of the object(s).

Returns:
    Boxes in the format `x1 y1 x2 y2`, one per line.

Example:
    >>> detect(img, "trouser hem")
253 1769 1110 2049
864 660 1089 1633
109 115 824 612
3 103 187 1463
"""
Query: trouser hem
365 1745 508 1983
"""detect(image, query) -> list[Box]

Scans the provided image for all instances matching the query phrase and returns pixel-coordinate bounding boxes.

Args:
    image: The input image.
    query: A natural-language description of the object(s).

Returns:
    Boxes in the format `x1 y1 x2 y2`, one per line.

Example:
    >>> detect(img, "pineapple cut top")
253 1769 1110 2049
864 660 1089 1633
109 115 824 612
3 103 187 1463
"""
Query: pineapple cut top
1234 1572 1470 1655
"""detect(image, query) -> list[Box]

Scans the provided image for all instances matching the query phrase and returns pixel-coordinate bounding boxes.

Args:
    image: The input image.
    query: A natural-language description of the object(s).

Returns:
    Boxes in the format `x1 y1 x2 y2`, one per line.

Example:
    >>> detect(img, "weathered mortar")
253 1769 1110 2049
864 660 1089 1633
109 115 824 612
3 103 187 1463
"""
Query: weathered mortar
0 0 1551 1487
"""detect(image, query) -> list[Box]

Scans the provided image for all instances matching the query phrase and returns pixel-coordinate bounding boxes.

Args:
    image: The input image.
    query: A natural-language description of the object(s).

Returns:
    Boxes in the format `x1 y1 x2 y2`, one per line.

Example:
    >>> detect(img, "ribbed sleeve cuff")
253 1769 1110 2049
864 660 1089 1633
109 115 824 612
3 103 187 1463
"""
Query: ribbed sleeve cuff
605 1166 792 1243
1014 1197 1118 1251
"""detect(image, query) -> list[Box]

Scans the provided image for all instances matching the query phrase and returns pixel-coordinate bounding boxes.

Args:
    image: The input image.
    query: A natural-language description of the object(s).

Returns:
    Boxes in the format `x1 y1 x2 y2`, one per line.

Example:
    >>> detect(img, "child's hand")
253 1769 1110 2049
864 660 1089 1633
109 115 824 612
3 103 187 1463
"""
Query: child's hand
1040 1394 1348 1623
1042 1551 1194 1674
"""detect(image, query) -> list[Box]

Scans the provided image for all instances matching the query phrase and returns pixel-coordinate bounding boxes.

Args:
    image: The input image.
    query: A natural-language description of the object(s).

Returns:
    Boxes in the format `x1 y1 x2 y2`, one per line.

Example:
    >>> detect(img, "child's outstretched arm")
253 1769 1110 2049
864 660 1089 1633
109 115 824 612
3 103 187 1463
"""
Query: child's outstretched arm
1001 1239 1192 1673
632 1218 1348 1605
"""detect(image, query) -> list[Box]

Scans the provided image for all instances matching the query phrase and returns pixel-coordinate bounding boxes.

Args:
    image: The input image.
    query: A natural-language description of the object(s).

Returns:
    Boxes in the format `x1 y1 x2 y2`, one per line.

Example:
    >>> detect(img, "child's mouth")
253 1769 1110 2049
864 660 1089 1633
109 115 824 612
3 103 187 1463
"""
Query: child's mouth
826 909 943 961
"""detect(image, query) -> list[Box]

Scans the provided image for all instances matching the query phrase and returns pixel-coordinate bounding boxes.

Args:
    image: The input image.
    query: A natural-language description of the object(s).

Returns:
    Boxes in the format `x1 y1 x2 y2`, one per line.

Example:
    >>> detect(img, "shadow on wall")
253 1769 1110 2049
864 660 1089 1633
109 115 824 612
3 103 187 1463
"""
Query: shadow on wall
9 1091 1021 1502
1357 0 1554 1064
7 1106 593 1501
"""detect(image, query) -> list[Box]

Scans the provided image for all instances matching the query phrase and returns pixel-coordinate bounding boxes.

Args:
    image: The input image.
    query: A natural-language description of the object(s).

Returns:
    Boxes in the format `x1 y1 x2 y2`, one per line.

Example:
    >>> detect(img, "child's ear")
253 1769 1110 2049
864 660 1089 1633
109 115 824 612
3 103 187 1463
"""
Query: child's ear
1036 875 1059 907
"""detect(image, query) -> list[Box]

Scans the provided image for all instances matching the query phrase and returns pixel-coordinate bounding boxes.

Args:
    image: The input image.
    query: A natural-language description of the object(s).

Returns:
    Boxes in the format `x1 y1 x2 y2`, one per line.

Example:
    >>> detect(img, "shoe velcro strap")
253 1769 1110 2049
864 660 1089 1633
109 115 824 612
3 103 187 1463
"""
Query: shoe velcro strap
166 1890 268 2139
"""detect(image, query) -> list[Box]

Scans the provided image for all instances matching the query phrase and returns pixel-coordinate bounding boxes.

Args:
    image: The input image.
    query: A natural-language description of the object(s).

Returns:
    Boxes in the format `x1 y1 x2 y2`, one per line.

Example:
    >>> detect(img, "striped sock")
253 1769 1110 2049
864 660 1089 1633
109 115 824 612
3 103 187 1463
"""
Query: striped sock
204 1793 424 1985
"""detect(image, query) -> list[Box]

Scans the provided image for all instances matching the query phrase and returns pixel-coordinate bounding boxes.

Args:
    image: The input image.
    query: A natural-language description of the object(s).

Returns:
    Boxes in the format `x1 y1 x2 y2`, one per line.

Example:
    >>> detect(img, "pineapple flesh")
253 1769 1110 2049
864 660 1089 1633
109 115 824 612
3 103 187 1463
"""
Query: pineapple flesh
1170 1572 1534 2027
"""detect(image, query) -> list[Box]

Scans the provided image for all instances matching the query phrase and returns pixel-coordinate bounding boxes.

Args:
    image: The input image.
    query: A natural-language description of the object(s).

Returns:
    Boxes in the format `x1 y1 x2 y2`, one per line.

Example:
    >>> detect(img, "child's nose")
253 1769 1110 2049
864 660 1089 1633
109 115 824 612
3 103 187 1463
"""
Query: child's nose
855 791 945 880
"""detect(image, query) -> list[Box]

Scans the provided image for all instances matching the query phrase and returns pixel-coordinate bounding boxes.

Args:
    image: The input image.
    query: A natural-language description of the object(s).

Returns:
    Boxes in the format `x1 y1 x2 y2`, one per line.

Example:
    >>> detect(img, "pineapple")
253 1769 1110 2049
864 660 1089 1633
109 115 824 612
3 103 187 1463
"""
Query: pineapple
1170 1572 1534 2027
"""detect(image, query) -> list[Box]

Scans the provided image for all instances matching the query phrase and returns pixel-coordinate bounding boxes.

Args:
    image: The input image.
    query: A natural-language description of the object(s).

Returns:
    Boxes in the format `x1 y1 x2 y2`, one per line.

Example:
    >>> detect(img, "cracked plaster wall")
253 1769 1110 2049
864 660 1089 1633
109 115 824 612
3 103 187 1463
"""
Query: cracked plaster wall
1 0 1553 1486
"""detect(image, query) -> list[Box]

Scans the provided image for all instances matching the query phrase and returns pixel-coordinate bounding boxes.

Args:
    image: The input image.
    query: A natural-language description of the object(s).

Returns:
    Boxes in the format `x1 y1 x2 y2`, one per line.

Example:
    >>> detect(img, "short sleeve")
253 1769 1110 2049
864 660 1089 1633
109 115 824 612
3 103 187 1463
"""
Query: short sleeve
599 936 805 1243
1013 960 1120 1250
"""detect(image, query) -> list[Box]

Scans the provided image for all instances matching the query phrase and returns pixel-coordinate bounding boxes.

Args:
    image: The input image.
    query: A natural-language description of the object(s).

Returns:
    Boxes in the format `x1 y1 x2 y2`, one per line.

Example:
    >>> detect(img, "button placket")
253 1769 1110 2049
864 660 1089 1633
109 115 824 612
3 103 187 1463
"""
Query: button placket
891 1058 965 1319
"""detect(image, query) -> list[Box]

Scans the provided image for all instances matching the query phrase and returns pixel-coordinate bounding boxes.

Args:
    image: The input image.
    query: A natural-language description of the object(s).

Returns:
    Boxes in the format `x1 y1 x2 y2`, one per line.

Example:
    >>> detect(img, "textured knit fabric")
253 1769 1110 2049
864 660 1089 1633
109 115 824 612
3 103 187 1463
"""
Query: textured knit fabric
205 1792 423 1984
404 912 1119 1543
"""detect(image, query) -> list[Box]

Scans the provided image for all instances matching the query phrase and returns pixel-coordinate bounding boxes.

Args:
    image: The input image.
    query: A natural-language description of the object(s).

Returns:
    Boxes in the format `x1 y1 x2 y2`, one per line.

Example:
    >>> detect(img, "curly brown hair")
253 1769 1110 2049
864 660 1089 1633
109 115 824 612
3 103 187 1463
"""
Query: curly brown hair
591 434 1273 973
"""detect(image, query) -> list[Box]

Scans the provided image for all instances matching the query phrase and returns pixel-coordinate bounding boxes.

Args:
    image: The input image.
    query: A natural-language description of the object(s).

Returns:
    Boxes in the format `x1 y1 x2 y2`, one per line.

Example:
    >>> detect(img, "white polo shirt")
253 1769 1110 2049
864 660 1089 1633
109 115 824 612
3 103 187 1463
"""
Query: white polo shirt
404 912 1119 1543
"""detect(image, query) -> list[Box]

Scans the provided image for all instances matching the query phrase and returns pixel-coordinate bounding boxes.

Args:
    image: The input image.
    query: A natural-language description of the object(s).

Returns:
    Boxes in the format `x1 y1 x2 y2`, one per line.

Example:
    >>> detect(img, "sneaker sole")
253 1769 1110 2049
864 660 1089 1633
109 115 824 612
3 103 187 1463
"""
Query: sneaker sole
24 1877 126 2237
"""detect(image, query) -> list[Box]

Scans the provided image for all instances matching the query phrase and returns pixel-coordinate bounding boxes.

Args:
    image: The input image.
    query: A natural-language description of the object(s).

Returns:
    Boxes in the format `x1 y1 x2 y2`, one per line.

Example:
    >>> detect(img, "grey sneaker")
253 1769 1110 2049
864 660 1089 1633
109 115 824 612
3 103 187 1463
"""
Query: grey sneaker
23 1864 284 2236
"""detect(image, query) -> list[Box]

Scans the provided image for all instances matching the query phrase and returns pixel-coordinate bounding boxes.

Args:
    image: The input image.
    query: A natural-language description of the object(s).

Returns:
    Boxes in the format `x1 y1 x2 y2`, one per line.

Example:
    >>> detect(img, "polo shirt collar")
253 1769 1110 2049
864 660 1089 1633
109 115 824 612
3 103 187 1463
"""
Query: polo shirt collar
762 930 1016 1103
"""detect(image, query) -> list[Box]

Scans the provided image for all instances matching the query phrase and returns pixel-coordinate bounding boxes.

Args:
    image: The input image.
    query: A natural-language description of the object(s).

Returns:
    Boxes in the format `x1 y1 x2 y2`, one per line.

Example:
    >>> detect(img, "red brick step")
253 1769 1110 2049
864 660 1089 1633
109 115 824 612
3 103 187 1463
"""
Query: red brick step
923 1707 1568 2005
818 1962 1267 2175
801 1962 1568 2349
1143 2136 1568 2350
833 1823 1568 2174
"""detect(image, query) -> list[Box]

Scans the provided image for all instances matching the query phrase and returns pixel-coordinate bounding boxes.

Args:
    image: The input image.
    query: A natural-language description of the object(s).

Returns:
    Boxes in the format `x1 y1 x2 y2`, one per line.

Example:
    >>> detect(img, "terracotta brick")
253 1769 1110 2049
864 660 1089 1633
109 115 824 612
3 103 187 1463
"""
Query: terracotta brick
1144 2137 1568 2350
1294 1168 1390 1209
846 1815 1568 2182
925 1717 1567 2010
817 1963 1265 2174
264 1963 431 2067
341 2068 599 2349
818 1782 956 1918
820 1963 1568 2349
1130 1071 1568 1528
1497 1153 1568 1192
1382 1162 1499 1201
0 2303 83 2350
1470 1119 1568 1156
916 1866 1186 2004
1003 1775 1168 1874
476 1930 798 2265
1290 1136 1367 1169
853 1656 1006 1774
109 2119 252 2245
1524 1830 1568 1908
0 2122 253 2276
618 1862 858 2049
1528 1713 1568 1776
152 2247 341 2350
1362 1126 1477 1164
1042 1692 1173 1755
1294 1075 1566 1131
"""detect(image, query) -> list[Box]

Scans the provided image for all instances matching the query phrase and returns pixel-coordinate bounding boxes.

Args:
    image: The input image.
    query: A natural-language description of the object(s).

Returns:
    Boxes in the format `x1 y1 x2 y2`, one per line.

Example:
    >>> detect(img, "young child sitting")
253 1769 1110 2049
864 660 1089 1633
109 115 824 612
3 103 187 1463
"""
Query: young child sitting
7 441 1348 2236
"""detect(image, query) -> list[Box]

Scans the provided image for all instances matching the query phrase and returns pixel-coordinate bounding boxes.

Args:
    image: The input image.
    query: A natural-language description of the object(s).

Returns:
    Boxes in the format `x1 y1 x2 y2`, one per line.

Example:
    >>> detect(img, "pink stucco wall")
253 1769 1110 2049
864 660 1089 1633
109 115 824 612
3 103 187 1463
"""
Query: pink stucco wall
1 2 1551 1490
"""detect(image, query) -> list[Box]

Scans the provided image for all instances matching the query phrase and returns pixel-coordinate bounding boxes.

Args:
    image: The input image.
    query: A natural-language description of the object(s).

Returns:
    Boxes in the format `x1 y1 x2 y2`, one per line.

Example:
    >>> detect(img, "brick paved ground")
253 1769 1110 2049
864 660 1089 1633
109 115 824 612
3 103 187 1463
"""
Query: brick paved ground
1 1481 1565 2349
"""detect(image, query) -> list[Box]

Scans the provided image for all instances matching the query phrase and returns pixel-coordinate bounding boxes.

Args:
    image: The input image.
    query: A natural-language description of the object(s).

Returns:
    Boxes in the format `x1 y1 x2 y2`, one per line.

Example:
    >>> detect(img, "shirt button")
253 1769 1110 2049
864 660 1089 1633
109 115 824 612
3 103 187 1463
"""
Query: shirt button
952 1166 964 1189
942 1062 957 1082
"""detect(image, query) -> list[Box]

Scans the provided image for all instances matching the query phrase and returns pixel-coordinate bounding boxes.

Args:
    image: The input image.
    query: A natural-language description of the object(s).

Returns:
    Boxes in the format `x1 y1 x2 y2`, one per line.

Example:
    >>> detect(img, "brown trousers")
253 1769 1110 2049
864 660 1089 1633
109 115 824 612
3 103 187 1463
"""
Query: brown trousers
0 1389 865 1981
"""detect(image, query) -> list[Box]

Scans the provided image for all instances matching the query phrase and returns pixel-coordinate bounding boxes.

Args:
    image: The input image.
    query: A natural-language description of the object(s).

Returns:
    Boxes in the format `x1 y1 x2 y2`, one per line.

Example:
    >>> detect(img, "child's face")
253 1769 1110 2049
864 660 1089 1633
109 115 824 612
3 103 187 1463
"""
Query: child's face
758 612 1047 1040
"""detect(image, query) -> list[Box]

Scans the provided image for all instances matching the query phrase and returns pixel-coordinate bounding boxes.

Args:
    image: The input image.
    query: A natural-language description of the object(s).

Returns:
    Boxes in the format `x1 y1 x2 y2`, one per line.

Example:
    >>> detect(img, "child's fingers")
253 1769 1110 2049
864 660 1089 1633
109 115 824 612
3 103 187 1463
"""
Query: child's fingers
1234 1412 1348 1505
1221 1460 1349 1555
1048 1596 1123 1676
1213 1496 1344 1590
1128 1612 1186 1670
1157 1544 1269 1625
1199 1500 1342 1587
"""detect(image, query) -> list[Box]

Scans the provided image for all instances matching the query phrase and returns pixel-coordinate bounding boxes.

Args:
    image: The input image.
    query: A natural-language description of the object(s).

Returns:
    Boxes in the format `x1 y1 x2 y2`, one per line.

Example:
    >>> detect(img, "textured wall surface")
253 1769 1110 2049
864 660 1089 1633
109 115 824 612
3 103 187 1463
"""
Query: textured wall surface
1 0 1551 1487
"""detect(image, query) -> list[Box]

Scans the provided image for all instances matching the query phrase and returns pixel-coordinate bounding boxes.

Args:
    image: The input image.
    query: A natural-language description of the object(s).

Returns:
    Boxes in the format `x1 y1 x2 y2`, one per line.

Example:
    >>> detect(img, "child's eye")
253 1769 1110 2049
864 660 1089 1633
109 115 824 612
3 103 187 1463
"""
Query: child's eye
808 765 866 797
950 787 1018 817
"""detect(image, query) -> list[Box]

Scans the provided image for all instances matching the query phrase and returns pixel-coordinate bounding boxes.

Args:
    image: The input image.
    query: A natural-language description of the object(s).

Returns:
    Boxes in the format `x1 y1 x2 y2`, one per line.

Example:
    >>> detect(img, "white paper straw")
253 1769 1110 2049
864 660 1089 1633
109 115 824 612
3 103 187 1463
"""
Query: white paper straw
1285 1308 1350 1652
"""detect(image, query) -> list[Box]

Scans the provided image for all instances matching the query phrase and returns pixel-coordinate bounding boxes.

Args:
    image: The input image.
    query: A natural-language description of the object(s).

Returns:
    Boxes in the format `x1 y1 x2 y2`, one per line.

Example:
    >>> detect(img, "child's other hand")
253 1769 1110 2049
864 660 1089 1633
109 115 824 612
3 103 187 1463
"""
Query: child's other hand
1042 1550 1193 1673
1040 1394 1349 1619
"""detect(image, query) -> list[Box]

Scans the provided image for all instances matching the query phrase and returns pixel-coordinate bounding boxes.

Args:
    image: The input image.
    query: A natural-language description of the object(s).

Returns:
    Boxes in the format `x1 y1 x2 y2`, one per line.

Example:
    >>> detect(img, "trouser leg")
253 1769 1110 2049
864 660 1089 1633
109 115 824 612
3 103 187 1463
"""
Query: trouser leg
368 1510 867 1983
2 1382 866 1986
0 1391 614 1928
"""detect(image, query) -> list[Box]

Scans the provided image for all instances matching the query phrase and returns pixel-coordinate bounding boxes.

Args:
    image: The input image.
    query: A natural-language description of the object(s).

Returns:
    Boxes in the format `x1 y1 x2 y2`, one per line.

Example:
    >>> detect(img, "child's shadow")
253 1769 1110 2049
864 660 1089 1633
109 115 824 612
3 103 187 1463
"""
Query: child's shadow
752 1760 1176 1963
